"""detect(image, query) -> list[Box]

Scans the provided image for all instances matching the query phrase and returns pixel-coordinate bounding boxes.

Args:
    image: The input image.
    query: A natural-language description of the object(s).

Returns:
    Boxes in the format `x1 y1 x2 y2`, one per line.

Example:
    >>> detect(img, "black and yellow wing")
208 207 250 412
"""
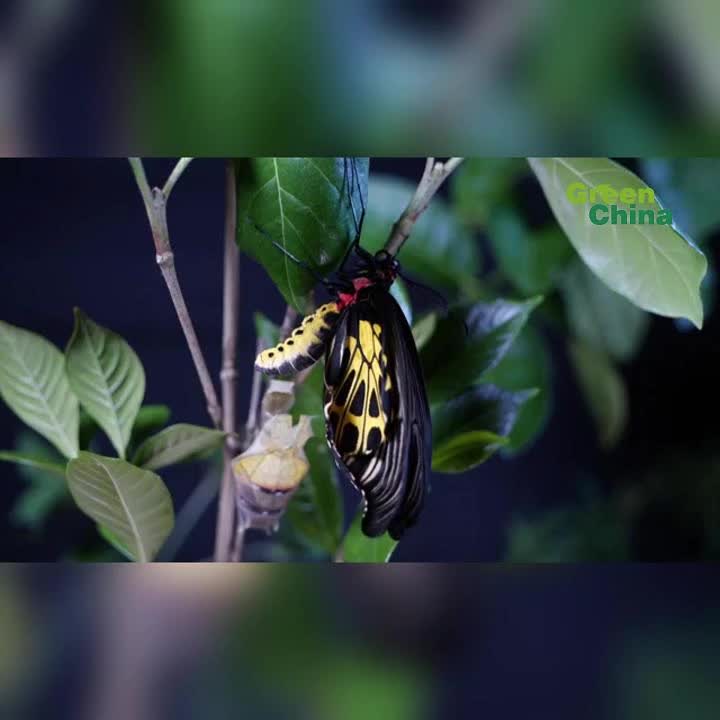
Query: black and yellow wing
324 286 431 539
255 302 341 376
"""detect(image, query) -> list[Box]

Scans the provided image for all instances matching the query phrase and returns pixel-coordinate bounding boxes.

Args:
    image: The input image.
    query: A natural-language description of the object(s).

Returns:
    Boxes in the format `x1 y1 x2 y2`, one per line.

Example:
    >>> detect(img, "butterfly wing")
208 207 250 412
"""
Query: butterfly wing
324 287 431 539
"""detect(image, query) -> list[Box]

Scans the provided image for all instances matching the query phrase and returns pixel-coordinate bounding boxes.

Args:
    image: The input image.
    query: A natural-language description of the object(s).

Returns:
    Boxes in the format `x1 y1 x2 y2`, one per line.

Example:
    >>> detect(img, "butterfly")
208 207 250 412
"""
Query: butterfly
252 161 431 540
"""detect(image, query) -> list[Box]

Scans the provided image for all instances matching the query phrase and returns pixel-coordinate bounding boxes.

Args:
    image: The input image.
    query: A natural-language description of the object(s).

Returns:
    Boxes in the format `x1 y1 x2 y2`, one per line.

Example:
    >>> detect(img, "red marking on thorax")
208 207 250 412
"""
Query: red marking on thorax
336 277 374 310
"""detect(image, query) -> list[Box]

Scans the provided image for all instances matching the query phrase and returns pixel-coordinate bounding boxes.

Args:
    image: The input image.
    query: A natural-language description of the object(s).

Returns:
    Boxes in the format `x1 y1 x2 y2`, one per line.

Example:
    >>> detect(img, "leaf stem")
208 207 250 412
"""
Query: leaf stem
162 158 193 199
128 158 223 429
384 157 464 256
215 161 240 562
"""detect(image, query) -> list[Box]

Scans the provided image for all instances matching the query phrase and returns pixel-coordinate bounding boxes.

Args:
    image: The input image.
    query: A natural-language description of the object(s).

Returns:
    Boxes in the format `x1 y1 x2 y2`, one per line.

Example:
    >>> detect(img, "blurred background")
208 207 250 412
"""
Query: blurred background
1 564 719 719
0 0 719 155
0 157 718 561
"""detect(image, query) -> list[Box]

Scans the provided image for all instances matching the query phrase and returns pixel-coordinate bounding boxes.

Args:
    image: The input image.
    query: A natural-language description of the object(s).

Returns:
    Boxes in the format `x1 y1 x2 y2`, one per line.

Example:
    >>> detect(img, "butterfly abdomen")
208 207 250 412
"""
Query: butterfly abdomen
255 302 341 376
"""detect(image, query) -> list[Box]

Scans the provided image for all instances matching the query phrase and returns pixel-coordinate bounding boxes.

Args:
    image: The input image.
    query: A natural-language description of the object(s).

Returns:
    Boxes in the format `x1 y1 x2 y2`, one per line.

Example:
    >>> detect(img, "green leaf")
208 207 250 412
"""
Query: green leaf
287 364 344 553
642 157 720 240
482 324 552 453
0 320 79 458
488 206 574 295
65 309 146 459
568 340 628 449
390 277 412 325
97 524 135 561
132 423 226 471
237 158 369 311
7 431 69 531
0 451 66 477
340 511 398 563
452 157 527 227
421 297 541 404
66 451 174 562
129 405 172 449
529 157 707 328
431 385 536 472
411 312 437 351
561 259 650 362
432 430 509 473
360 175 481 293
254 311 281 348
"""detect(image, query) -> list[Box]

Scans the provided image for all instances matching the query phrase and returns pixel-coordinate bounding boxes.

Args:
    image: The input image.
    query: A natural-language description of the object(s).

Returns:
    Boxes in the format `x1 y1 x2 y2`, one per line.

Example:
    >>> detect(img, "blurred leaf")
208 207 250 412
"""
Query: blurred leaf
529 157 707 327
506 491 630 561
421 297 541 404
412 312 437 350
568 340 628 449
641 158 720 241
287 364 344 554
432 430 508 473
97 524 134 561
0 451 66 477
128 405 172 450
341 511 398 563
7 432 69 531
431 385 536 472
483 324 552 453
65 309 145 459
66 452 174 562
237 158 369 311
390 277 412 325
561 259 650 361
0 320 79 458
132 423 226 471
488 205 574 295
254 311 281 348
360 175 480 293
452 157 527 226
78 409 99 450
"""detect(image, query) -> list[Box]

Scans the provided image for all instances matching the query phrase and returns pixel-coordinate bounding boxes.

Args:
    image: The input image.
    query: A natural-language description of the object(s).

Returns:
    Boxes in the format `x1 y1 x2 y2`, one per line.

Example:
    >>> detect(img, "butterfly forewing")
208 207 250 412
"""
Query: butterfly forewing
323 286 430 539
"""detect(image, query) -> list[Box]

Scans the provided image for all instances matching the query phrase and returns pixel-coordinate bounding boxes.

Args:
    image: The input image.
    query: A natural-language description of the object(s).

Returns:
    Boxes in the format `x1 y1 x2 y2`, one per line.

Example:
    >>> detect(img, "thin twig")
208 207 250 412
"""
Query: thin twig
129 157 223 429
245 337 265 442
163 158 193 199
384 157 464 256
215 161 240 562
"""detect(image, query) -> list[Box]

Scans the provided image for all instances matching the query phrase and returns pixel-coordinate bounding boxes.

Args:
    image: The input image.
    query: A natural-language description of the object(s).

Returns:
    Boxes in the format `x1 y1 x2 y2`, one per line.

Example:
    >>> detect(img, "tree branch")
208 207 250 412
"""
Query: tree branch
384 157 464 256
129 157 223 429
163 158 193 199
215 161 240 562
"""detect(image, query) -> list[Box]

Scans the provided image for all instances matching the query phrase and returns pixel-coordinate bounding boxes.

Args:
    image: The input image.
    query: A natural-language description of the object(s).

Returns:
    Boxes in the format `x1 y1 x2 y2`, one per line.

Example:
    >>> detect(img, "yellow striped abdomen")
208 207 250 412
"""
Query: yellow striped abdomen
255 302 341 377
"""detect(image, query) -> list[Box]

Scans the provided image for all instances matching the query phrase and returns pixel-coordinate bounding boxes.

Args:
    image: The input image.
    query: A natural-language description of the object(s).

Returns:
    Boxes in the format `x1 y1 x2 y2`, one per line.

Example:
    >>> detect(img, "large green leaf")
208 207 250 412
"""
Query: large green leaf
0 321 79 458
431 384 536 472
287 364 344 554
237 158 369 311
340 511 398 563
421 297 541 404
568 340 627 449
451 157 527 227
488 206 574 295
132 423 226 471
66 452 174 562
561 259 650 362
529 157 707 328
360 175 480 293
65 309 145 459
482 324 552 453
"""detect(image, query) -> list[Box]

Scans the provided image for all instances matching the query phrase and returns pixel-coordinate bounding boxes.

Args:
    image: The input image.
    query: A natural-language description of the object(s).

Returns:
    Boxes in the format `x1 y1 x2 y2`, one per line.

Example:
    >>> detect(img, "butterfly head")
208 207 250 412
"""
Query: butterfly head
371 249 400 286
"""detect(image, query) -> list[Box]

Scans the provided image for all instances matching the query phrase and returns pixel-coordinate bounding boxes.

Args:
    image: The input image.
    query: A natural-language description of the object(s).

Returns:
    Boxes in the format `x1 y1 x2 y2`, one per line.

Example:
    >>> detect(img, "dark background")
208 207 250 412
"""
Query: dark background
0 158 718 561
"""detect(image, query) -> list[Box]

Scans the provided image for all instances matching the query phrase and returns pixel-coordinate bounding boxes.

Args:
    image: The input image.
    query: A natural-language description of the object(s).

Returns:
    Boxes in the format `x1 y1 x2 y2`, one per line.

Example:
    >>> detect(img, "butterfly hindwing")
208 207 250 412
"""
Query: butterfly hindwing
324 287 430 540
255 302 341 376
